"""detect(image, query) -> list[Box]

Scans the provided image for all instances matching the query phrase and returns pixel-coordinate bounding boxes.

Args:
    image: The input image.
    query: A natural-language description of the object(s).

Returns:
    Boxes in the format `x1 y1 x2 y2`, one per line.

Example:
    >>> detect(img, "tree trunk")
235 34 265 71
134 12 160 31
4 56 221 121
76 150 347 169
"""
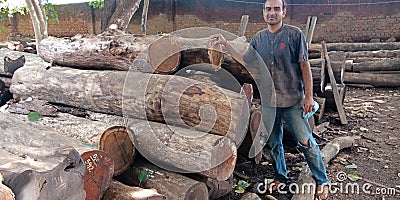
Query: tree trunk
103 180 165 200
346 50 400 59
344 72 400 87
11 66 249 140
326 42 400 52
127 120 237 181
352 58 400 72
25 0 42 50
117 159 209 200
107 0 142 31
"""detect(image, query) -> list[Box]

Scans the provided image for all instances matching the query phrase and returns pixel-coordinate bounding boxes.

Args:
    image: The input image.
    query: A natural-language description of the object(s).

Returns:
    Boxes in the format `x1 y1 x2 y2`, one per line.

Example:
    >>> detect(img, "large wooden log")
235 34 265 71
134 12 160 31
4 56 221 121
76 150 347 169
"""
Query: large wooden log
344 72 400 87
38 35 225 74
352 58 400 72
10 65 249 140
326 42 400 52
103 180 166 200
38 35 159 71
117 159 209 200
346 50 400 59
128 120 237 181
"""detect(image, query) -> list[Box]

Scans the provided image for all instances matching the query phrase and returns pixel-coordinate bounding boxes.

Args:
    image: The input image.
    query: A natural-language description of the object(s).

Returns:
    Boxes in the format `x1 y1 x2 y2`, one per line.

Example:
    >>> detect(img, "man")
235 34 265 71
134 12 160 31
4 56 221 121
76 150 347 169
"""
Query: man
212 0 330 199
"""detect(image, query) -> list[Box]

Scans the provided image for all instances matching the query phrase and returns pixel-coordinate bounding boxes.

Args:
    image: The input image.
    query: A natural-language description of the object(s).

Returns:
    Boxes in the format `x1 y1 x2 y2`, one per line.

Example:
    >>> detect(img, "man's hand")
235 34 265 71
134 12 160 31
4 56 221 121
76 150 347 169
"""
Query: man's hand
302 96 315 113
210 34 227 46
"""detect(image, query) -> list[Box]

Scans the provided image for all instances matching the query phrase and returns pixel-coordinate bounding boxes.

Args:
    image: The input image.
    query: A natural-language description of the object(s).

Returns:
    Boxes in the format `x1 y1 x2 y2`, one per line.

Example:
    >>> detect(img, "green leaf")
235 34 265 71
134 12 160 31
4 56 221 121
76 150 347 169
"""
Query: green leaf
234 187 245 193
261 161 269 166
266 178 274 185
237 180 250 188
138 169 148 186
345 164 358 169
28 111 41 121
347 173 361 181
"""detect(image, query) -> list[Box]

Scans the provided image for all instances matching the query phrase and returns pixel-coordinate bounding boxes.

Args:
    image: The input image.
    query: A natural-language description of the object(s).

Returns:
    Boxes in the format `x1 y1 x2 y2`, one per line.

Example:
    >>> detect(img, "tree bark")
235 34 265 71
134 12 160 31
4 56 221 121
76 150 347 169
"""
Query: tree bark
103 180 165 200
127 120 237 181
25 0 43 50
107 0 142 31
344 72 400 87
352 58 400 72
141 0 150 35
117 159 209 200
11 66 249 140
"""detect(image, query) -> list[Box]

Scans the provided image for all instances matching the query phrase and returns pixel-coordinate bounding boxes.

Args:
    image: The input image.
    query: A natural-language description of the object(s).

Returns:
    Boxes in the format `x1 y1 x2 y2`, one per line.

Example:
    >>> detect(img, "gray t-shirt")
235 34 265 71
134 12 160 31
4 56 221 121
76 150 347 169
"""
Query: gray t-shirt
244 24 309 107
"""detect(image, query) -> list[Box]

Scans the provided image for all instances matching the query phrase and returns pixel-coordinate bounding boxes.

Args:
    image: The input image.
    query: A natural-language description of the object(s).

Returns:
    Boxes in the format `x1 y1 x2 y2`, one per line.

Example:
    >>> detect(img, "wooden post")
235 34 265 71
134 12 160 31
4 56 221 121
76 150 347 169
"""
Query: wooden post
306 16 317 46
321 41 348 124
141 0 150 35
238 15 249 37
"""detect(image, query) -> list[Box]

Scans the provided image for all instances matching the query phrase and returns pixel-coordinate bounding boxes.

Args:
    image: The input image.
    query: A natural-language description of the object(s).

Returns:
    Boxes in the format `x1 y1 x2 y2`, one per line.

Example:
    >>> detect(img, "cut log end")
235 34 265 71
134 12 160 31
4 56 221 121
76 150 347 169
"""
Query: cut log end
100 126 136 176
148 36 181 73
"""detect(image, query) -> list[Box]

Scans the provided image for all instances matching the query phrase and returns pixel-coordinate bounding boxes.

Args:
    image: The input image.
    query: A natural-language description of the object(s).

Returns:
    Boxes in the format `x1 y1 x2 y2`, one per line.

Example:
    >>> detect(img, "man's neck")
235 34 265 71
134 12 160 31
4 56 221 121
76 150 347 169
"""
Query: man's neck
268 23 283 33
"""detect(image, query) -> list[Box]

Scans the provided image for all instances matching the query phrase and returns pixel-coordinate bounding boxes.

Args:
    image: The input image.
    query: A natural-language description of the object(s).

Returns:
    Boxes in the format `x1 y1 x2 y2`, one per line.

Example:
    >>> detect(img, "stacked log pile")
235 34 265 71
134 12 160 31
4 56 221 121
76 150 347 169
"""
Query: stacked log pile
311 42 400 88
1 33 255 199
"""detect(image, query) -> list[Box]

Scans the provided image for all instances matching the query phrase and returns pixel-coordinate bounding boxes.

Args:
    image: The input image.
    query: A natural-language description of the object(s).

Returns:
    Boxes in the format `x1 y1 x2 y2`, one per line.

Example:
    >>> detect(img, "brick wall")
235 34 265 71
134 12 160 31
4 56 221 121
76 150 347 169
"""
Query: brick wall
2 0 400 43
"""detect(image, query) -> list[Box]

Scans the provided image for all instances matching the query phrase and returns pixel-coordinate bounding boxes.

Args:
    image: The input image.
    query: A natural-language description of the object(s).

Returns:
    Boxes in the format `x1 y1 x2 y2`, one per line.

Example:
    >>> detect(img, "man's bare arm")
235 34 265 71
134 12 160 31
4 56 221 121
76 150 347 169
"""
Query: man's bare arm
300 61 314 113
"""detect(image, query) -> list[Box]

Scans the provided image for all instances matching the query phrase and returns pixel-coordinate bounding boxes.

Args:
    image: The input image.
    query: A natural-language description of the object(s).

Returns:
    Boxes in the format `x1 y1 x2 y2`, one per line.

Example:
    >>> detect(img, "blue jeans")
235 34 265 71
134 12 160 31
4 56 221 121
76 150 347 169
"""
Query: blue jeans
261 101 330 186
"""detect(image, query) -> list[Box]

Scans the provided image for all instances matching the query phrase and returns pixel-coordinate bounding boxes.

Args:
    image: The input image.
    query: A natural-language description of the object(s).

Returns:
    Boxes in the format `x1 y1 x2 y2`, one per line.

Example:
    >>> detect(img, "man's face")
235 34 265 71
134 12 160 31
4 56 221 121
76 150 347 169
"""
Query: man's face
263 0 286 26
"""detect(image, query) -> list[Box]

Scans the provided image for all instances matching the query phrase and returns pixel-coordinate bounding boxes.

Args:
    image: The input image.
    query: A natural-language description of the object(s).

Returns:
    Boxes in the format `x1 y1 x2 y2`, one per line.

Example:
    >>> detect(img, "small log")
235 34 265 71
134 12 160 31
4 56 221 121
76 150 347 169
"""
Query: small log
100 126 136 176
352 58 400 72
291 136 357 200
351 57 394 63
0 173 15 200
326 42 400 52
128 120 237 181
346 50 400 59
11 66 249 139
206 177 234 199
117 159 209 200
344 72 400 87
103 180 165 200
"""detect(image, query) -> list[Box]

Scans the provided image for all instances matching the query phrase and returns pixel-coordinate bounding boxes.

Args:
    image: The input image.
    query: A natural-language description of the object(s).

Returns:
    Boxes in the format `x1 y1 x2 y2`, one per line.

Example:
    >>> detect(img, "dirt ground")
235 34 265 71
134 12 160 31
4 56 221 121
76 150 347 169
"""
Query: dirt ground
220 87 400 200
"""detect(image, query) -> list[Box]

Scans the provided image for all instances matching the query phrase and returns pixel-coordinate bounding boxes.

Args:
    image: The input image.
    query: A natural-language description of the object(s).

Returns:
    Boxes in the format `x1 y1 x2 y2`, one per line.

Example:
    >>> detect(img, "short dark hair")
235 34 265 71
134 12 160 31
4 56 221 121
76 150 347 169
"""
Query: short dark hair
264 0 286 9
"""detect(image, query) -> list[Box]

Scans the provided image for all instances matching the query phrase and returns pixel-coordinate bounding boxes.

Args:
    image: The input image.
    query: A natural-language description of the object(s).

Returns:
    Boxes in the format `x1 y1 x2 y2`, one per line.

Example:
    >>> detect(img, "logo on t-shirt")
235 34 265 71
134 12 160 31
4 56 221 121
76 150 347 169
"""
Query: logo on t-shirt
279 43 286 50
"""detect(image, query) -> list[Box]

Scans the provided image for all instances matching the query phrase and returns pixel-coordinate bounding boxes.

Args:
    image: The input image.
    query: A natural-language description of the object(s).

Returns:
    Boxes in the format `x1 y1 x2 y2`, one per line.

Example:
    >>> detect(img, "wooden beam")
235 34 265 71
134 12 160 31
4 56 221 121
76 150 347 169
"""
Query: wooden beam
321 41 348 124
238 15 249 37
